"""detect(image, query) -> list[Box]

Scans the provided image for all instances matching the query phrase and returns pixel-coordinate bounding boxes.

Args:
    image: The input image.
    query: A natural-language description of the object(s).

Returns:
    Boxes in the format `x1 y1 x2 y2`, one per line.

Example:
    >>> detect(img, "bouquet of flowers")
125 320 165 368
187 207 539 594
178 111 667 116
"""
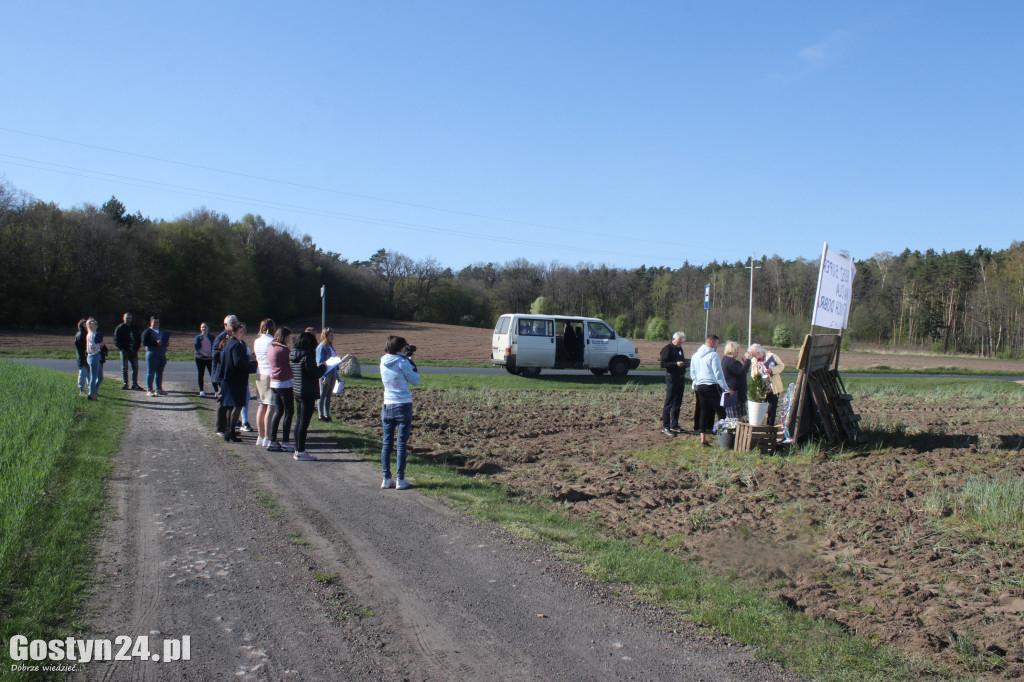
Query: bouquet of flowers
713 417 739 434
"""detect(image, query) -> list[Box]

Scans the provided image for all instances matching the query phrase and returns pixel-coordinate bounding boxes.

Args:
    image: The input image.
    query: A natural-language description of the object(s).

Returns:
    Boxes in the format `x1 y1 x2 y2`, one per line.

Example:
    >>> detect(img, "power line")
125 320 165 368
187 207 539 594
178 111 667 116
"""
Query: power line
0 155 697 263
0 126 754 259
0 127 645 243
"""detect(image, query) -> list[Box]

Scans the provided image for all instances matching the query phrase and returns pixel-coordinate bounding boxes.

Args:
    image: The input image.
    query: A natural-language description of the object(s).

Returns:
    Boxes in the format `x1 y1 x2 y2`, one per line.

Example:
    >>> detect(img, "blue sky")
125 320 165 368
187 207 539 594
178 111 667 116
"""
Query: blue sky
2 1 1021 270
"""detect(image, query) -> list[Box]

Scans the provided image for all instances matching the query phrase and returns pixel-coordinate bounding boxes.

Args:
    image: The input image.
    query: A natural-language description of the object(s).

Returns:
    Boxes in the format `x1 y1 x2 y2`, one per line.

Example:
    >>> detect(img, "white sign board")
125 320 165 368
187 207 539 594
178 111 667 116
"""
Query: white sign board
811 243 855 330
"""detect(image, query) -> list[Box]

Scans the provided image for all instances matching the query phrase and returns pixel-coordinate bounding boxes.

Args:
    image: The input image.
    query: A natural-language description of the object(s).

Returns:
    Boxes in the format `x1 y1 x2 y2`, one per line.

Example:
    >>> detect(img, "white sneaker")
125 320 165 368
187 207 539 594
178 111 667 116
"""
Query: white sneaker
293 451 316 461
199 390 206 397
256 437 265 447
381 477 395 489
396 479 410 490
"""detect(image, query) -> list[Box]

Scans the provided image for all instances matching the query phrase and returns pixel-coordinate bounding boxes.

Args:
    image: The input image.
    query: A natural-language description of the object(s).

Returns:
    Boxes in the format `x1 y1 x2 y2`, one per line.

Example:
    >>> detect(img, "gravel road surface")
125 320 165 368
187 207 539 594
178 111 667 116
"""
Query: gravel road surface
79 383 797 681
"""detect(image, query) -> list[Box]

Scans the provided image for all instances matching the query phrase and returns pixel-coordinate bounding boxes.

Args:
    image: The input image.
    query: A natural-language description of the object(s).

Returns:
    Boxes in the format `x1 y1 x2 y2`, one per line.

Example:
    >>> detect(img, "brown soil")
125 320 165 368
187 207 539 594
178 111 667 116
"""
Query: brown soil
6 318 1024 374
8 319 1024 676
317 320 1024 679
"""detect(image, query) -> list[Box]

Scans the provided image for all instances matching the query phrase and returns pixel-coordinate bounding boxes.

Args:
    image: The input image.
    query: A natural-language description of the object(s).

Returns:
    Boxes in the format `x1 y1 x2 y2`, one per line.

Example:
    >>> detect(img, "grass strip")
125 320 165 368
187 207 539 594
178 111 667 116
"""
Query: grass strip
0 349 197 362
327 421 925 681
0 361 130 680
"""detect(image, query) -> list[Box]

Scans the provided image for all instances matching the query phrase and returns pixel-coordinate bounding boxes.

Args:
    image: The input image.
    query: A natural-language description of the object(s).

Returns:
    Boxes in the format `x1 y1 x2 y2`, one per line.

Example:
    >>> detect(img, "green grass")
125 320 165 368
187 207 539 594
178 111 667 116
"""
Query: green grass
328 421 924 681
844 365 1024 377
0 361 130 679
925 475 1024 547
0 348 196 362
846 376 1024 396
0 348 75 360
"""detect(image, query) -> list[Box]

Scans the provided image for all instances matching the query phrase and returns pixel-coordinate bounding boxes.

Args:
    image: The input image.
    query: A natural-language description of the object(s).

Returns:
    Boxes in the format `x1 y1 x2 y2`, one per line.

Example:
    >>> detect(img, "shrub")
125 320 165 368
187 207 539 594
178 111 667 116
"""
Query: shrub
772 324 793 348
613 315 630 337
747 373 768 402
644 317 670 341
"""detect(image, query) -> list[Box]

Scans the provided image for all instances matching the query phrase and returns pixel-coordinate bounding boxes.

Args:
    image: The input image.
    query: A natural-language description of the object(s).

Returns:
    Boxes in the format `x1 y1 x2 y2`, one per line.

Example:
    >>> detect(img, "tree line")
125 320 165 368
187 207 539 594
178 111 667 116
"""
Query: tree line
1 181 1021 358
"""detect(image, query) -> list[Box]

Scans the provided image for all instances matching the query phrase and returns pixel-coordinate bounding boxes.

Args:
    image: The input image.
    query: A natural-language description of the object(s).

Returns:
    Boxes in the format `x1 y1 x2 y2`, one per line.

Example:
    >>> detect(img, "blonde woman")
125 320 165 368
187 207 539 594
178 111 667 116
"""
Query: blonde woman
316 328 353 422
721 340 750 419
74 319 90 396
85 317 104 400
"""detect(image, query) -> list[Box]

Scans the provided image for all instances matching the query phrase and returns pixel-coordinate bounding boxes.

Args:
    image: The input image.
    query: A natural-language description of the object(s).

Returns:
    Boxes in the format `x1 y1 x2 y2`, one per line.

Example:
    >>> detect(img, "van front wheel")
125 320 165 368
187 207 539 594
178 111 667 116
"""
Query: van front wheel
608 357 629 377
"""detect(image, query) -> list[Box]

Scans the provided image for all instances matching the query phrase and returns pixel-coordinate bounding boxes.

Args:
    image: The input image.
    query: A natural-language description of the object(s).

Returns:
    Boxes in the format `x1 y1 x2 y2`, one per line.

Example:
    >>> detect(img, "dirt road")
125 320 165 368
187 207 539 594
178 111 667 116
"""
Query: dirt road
80 385 796 681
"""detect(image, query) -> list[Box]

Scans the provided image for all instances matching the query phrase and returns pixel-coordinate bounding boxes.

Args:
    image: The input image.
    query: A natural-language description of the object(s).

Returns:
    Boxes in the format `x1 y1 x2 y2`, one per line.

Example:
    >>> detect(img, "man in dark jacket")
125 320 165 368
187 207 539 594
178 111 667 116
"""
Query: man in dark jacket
659 331 689 435
212 314 238 435
113 312 142 390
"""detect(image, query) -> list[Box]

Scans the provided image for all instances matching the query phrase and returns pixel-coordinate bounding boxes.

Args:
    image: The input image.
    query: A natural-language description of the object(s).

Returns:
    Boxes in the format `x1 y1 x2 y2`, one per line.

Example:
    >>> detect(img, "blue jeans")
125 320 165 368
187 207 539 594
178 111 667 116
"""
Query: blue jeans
78 364 90 393
381 403 413 480
240 387 250 424
319 374 337 418
87 353 103 396
146 352 167 391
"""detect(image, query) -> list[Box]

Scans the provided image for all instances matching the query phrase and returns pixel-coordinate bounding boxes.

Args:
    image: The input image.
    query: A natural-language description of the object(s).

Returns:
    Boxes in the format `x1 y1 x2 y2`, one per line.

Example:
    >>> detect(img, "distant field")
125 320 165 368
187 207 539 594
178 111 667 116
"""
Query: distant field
2 318 1023 373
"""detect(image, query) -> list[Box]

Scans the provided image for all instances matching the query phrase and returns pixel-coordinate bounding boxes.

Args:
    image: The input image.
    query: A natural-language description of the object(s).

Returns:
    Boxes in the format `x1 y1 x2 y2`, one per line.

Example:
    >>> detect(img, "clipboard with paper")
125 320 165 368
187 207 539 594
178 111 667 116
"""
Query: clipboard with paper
324 355 343 375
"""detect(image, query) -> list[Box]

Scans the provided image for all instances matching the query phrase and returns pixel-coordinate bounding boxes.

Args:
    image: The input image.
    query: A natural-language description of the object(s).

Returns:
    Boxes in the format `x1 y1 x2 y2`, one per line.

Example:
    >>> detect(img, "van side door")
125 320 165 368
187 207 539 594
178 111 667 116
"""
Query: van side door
513 317 554 367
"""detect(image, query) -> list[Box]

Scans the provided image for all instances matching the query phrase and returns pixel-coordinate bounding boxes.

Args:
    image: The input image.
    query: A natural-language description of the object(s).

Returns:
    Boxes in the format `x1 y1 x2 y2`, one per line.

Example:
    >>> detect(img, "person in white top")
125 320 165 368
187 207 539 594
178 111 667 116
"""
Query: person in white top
252 318 277 447
85 317 105 401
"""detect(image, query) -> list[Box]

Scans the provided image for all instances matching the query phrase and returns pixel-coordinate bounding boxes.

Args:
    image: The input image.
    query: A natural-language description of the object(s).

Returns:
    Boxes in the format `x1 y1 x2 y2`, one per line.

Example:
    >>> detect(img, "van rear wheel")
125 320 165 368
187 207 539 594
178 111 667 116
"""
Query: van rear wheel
608 357 629 377
518 367 542 378
590 368 607 376
505 366 519 375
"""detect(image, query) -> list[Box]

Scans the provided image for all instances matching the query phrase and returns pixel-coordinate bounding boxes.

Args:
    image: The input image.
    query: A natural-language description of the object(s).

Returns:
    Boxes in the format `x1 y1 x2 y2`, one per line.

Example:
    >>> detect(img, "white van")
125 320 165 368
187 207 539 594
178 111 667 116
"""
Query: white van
490 314 641 377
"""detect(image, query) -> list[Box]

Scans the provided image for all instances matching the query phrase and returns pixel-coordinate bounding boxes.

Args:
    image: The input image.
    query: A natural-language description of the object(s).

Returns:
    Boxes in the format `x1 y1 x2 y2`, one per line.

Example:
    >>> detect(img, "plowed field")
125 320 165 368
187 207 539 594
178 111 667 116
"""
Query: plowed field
336 379 1024 679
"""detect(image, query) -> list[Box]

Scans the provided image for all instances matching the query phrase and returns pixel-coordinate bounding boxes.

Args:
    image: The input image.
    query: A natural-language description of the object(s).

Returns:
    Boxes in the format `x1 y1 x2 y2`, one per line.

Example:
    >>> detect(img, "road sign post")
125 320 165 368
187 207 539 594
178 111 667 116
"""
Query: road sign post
704 283 710 338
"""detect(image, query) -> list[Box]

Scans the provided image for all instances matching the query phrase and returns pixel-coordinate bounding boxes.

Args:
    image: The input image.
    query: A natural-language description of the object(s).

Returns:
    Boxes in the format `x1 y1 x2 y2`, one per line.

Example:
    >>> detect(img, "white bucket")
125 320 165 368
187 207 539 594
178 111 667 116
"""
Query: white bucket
747 401 768 426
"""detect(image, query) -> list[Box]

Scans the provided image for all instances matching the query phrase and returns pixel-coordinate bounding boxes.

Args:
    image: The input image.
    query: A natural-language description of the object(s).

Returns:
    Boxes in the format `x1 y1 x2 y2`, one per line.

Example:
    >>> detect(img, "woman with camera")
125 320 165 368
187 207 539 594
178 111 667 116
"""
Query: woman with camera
379 335 420 489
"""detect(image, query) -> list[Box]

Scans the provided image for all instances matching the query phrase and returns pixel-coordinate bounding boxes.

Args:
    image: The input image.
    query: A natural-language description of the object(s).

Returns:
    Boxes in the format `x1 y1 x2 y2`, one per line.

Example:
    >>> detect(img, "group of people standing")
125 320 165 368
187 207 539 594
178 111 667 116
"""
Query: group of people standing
659 332 786 444
199 318 419 486
73 313 421 489
74 313 171 399
204 315 352 462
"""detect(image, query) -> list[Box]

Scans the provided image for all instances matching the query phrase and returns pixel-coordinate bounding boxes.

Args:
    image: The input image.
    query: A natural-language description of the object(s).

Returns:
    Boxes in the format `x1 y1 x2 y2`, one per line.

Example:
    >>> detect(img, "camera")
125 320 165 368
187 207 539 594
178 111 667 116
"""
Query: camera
404 344 417 355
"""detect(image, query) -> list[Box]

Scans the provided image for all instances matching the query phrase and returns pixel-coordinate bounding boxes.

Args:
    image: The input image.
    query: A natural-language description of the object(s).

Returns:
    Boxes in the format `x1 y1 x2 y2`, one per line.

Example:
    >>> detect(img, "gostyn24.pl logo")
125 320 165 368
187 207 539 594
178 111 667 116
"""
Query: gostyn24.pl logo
9 634 190 669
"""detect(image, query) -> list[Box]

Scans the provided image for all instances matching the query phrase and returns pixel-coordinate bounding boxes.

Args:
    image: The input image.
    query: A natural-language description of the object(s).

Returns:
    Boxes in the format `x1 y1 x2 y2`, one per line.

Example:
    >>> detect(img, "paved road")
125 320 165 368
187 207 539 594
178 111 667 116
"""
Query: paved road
10 357 1021 382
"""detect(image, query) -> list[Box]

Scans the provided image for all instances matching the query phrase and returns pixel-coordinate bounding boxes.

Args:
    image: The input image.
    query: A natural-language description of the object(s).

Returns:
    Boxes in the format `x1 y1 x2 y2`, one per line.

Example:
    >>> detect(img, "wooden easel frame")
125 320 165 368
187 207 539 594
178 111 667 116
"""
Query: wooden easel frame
787 331 862 444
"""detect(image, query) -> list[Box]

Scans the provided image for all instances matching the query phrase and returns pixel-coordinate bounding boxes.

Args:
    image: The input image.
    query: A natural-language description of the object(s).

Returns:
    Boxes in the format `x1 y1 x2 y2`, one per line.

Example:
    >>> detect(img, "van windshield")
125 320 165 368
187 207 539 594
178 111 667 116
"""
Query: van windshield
587 321 614 339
